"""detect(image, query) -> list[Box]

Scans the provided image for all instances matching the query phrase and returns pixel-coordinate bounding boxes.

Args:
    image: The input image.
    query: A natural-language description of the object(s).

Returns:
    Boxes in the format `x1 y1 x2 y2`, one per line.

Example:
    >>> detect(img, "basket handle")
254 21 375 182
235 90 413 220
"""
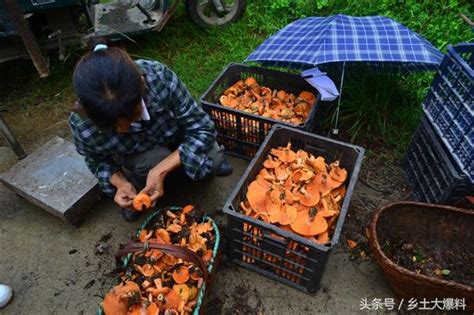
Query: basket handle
115 241 209 282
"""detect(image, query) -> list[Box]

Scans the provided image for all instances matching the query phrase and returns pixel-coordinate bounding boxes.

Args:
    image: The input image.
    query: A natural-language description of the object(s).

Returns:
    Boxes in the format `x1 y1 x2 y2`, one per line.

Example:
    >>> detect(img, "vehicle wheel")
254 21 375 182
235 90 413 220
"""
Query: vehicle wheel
185 0 246 27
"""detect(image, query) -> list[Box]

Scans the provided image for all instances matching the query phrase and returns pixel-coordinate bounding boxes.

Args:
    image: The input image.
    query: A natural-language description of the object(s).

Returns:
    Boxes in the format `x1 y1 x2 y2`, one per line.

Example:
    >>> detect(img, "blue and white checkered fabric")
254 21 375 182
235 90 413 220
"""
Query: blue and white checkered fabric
246 15 443 71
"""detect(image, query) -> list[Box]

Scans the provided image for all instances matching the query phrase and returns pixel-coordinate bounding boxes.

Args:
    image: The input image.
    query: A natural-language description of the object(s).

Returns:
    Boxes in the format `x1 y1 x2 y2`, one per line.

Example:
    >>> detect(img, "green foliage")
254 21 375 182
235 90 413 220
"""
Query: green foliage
1 0 472 154
326 69 423 153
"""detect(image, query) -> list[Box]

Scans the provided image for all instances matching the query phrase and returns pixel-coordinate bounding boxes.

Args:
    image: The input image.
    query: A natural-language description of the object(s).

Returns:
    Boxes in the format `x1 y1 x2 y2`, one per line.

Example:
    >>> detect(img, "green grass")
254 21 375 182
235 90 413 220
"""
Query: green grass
0 0 472 153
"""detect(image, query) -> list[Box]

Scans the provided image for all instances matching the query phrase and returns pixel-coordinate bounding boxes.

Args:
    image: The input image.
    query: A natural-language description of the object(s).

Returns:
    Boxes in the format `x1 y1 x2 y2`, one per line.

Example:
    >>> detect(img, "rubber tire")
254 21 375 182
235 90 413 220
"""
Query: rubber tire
185 0 246 27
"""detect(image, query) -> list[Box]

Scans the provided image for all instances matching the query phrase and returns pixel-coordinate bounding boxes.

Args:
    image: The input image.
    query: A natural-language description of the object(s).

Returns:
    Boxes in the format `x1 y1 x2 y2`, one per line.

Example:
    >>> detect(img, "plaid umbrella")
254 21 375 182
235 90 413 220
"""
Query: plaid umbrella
246 15 443 71
246 15 443 133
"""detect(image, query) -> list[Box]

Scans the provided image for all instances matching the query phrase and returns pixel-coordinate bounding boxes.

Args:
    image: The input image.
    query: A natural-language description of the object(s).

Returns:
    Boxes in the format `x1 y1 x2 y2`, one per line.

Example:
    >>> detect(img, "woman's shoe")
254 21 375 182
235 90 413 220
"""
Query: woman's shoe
121 208 141 222
216 159 233 176
0 284 13 308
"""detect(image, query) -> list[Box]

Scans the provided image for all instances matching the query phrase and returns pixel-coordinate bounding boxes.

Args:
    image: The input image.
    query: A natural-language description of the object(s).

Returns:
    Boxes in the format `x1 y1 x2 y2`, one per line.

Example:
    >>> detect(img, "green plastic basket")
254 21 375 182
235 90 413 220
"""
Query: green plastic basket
98 206 221 315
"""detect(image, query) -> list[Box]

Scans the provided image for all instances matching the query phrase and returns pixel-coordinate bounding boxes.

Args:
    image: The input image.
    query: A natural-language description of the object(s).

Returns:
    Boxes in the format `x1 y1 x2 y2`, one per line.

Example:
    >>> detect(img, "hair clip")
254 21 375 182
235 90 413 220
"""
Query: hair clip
94 44 108 52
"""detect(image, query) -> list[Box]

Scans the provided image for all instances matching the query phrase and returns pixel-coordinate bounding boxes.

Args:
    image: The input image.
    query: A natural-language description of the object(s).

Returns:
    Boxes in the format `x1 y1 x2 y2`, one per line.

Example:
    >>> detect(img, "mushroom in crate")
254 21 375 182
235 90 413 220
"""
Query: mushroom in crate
219 77 316 126
240 143 348 245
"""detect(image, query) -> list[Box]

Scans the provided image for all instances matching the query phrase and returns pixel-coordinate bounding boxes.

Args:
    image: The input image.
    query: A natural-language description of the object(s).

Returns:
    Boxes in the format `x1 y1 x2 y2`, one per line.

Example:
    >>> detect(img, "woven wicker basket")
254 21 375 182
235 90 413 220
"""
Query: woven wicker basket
368 202 474 311
98 206 221 315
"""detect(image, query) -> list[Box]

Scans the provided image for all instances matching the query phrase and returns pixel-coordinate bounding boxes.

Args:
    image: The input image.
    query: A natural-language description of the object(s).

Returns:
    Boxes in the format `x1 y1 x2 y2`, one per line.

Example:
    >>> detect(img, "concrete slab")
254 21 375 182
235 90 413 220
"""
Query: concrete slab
0 136 100 225
0 155 395 314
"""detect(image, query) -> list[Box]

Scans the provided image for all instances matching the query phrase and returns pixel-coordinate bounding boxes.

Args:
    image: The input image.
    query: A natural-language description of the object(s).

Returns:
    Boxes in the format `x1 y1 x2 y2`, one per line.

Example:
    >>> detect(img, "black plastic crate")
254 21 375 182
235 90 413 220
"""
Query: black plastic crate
223 125 365 293
403 117 474 205
201 63 321 160
422 44 473 182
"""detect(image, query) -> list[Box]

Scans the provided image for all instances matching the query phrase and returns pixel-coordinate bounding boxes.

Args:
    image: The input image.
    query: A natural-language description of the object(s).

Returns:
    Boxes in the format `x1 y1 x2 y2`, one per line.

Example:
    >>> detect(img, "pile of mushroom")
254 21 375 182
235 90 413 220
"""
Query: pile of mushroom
102 205 215 315
240 144 348 244
219 77 316 125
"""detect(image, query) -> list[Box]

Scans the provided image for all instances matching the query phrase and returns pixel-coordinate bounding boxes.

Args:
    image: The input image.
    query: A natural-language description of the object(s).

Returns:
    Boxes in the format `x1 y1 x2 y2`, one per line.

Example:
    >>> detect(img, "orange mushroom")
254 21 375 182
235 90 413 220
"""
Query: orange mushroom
224 80 244 95
137 264 155 277
103 281 141 315
308 172 341 194
297 186 320 207
271 144 296 163
163 290 181 311
244 77 257 87
269 188 283 204
144 249 163 260
246 180 270 212
268 202 282 224
276 90 288 101
189 267 203 281
294 101 311 116
182 205 194 214
202 249 213 263
275 166 289 181
346 239 358 249
310 156 327 173
139 229 153 242
240 201 253 216
318 209 337 217
253 212 270 223
284 189 296 205
256 175 273 189
329 161 348 183
263 157 281 169
133 193 152 211
299 169 314 182
162 254 178 266
146 302 160 315
316 231 330 244
330 185 347 200
128 303 145 315
290 208 328 237
219 95 238 108
278 205 298 226
321 194 340 213
167 224 182 234
155 229 171 244
172 266 190 284
173 284 190 303
296 149 309 160
188 286 198 301
147 287 170 297
298 91 316 104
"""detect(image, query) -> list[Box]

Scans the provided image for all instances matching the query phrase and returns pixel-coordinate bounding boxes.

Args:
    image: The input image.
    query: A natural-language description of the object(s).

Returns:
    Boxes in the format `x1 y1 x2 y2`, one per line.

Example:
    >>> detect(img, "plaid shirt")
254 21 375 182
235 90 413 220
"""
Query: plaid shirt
69 60 216 196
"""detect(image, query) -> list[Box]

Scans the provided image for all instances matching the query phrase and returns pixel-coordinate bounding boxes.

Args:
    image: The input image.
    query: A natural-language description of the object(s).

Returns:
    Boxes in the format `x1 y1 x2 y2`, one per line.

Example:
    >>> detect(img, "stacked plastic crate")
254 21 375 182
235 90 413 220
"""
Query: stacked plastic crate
403 44 473 207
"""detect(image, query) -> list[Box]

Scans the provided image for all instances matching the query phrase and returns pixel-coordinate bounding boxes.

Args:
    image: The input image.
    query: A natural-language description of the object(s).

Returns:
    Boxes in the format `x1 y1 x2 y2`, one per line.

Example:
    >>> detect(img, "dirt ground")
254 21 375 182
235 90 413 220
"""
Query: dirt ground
0 113 414 315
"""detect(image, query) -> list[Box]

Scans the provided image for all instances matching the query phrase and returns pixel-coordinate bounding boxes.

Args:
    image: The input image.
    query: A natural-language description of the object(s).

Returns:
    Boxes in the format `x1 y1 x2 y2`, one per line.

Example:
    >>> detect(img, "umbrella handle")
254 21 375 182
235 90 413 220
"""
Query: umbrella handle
332 61 346 135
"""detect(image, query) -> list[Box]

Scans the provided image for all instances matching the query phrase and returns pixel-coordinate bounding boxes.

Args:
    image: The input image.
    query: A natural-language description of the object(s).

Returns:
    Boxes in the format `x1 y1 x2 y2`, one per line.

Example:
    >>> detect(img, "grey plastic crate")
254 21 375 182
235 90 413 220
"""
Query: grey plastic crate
201 63 321 160
223 125 365 293
422 44 473 182
403 117 474 206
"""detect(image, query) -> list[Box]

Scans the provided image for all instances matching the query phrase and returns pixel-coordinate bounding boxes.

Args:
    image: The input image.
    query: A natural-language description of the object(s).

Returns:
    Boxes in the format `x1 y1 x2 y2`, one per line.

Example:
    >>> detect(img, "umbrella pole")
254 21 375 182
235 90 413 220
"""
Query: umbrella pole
332 61 346 135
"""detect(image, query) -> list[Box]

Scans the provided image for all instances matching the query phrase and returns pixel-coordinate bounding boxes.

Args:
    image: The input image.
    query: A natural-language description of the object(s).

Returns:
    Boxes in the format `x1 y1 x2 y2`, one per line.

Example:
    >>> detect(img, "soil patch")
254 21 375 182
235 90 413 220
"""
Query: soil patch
381 240 474 287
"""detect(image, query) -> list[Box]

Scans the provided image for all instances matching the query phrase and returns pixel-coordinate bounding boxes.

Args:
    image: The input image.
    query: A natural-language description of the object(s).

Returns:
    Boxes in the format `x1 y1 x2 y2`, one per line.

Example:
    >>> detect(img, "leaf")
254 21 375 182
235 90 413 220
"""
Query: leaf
442 269 451 276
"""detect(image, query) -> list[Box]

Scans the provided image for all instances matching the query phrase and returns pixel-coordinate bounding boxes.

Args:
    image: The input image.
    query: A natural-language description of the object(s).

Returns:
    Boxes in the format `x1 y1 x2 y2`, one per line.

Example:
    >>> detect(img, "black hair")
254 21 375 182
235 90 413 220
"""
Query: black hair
72 38 144 130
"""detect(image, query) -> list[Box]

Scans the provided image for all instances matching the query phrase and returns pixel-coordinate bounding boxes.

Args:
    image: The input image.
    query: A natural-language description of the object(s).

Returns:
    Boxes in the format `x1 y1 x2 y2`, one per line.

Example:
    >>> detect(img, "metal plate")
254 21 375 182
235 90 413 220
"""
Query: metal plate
92 2 163 37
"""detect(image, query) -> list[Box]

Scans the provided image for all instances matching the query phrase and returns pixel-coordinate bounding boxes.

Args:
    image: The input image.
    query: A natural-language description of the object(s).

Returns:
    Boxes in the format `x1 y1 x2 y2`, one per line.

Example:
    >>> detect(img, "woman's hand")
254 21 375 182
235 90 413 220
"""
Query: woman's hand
141 167 166 206
114 181 137 208
110 171 137 209
141 149 182 206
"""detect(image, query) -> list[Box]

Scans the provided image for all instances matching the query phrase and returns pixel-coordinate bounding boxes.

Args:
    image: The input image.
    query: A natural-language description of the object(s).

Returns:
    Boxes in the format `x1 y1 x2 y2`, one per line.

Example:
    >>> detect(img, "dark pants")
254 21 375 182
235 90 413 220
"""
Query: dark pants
114 142 224 190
